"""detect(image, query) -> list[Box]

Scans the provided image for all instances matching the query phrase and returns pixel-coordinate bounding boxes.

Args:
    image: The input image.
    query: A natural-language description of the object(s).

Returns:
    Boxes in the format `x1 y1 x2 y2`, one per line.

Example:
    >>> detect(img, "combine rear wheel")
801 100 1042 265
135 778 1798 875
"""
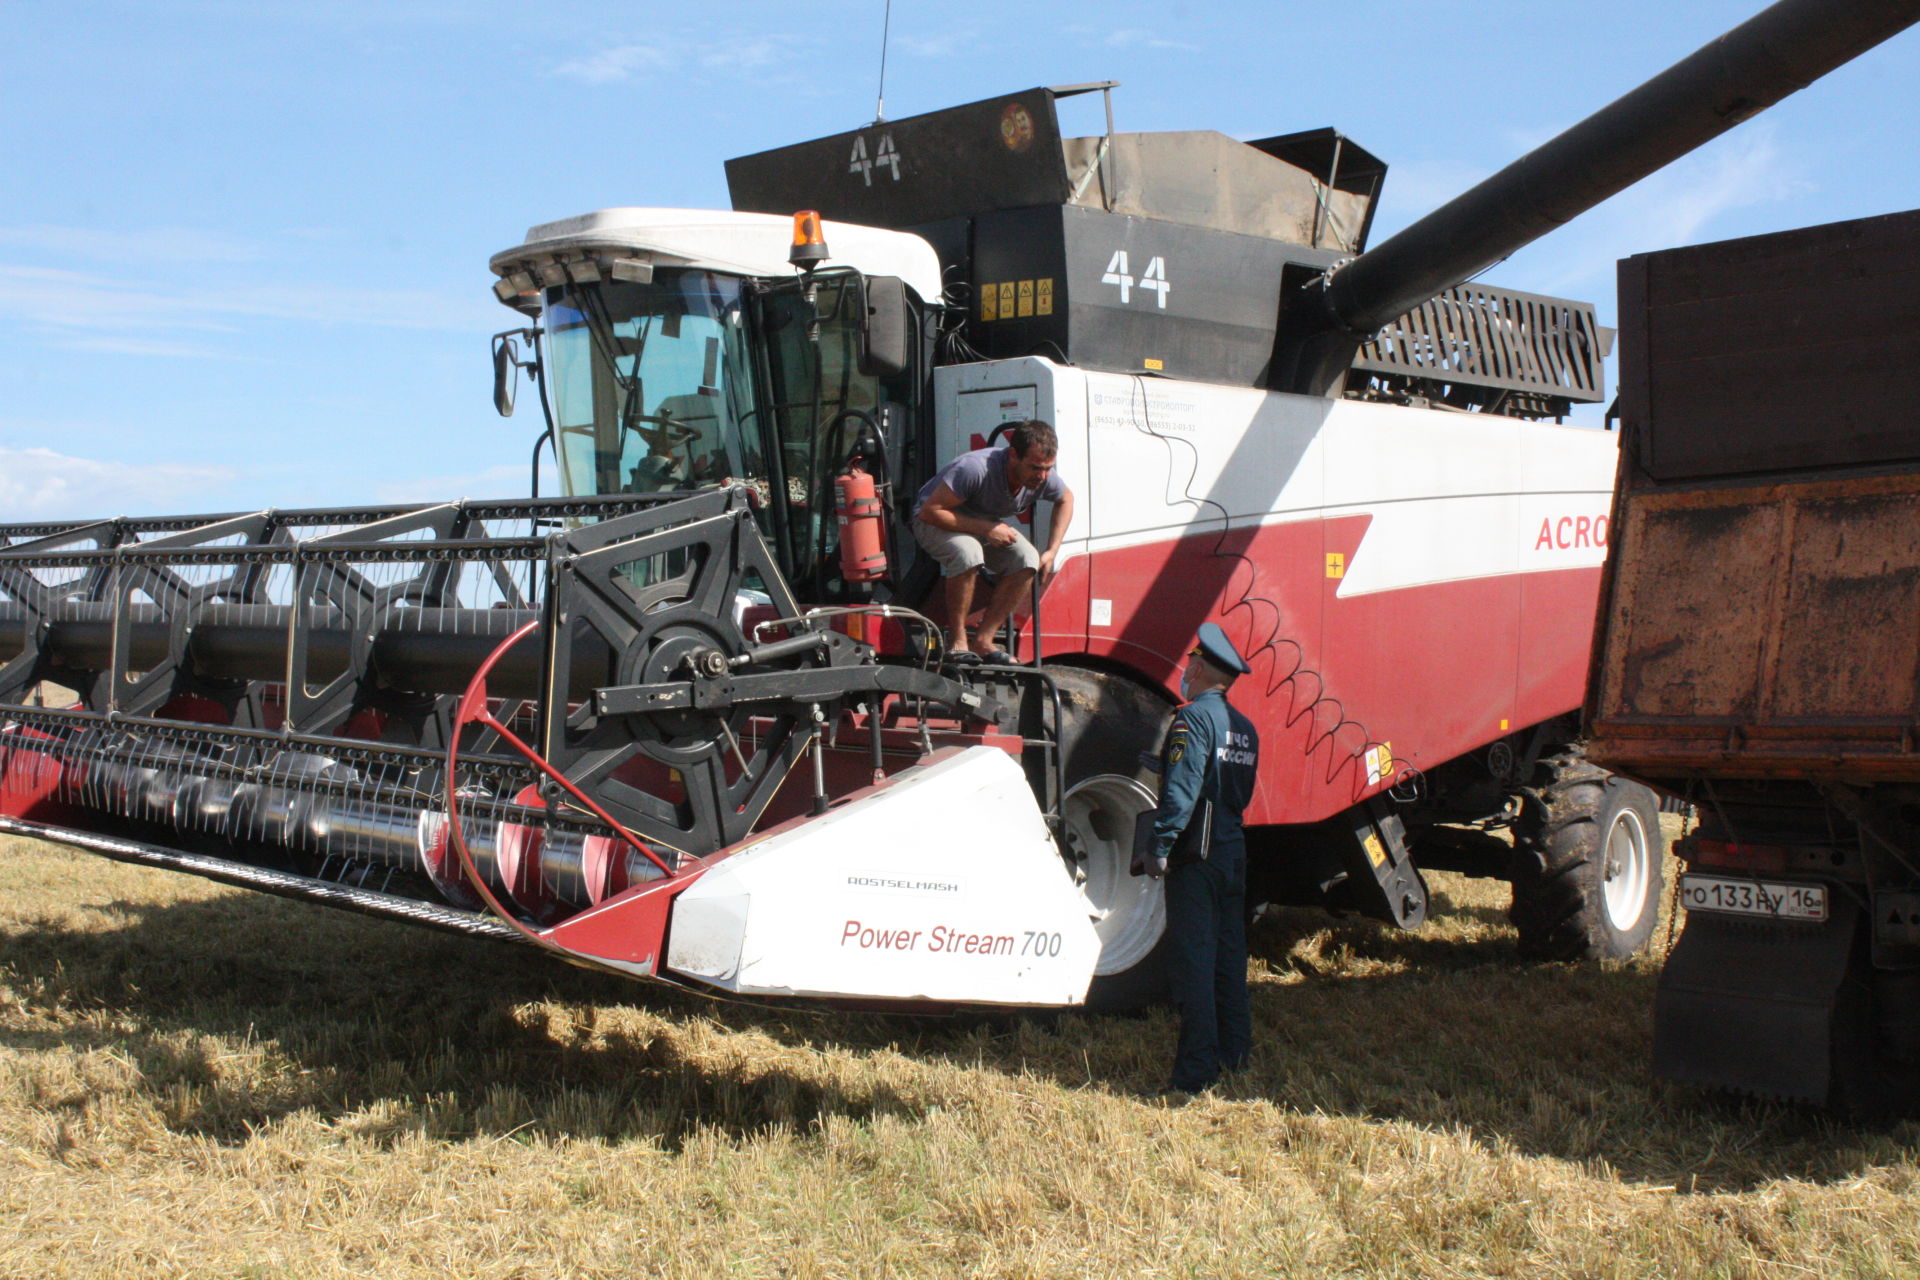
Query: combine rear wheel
1045 666 1176 1010
1510 748 1664 960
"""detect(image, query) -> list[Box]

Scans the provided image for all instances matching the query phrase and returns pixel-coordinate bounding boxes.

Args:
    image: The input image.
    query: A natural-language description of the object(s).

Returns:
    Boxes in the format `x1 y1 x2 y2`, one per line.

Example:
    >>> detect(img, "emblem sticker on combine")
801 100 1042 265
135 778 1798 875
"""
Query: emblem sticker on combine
1000 101 1036 152
845 872 966 898
1365 742 1394 785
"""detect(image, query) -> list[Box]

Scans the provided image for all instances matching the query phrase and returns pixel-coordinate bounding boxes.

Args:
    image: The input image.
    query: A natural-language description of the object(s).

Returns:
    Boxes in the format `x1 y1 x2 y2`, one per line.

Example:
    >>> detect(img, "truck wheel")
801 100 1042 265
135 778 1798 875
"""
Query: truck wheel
1044 666 1176 1010
1510 749 1664 960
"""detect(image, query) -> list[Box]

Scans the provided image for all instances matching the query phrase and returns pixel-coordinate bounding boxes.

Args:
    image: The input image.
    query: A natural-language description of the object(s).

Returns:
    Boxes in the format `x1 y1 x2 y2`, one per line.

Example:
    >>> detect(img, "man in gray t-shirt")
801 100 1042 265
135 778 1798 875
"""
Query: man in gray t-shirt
912 419 1076 664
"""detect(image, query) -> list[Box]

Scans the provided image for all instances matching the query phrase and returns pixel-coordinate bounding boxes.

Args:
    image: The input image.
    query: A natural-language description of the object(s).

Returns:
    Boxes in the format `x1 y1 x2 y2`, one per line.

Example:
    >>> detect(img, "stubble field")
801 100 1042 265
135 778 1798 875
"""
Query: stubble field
2 818 1917 1279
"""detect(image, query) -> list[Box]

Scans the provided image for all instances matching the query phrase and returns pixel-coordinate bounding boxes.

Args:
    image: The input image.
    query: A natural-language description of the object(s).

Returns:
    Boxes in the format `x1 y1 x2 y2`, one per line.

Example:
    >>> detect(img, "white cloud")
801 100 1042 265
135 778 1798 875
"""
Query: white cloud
1061 24 1199 53
553 43 676 85
0 447 236 520
375 462 537 504
171 0 486 27
50 335 234 359
553 36 781 83
1621 128 1807 250
1362 123 1806 303
550 32 818 84
1497 125 1808 298
1104 28 1199 52
0 225 265 265
895 32 967 58
701 39 780 72
1367 160 1496 241
0 263 493 355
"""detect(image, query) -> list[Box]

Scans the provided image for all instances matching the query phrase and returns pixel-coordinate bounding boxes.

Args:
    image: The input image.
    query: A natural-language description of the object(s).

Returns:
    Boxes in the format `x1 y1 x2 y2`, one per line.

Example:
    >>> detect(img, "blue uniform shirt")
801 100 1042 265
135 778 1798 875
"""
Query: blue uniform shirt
1151 687 1260 863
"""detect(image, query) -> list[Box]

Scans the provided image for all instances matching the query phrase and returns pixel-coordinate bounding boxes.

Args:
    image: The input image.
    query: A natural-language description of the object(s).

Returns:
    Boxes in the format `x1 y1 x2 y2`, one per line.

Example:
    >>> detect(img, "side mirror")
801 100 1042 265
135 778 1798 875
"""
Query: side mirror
492 333 520 417
859 276 913 380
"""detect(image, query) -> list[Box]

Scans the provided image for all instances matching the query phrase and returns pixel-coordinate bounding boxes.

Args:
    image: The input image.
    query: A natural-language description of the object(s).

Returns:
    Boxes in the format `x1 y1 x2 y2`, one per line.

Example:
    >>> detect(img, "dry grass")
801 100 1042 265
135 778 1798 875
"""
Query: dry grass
2 819 1916 1279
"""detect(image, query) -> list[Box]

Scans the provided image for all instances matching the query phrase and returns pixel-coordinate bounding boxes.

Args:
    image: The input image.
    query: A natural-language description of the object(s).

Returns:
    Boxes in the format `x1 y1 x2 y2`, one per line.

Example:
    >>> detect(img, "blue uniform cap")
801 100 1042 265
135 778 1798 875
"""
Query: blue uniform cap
1193 622 1251 677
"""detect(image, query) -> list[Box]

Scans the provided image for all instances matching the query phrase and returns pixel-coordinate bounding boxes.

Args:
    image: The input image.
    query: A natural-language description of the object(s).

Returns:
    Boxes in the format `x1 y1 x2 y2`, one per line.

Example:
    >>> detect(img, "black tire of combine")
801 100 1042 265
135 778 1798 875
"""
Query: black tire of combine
1044 665 1178 1012
1509 748 1664 961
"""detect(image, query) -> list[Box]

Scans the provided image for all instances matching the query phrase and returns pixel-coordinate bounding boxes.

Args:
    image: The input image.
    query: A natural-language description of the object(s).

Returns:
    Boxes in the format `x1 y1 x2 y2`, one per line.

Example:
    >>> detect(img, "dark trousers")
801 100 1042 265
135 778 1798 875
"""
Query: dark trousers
1164 847 1252 1092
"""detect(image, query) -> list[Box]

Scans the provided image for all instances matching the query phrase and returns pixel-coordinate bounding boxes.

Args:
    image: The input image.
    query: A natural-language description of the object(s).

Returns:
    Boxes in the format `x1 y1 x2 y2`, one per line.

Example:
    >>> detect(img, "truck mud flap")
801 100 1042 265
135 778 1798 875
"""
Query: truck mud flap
1654 892 1860 1103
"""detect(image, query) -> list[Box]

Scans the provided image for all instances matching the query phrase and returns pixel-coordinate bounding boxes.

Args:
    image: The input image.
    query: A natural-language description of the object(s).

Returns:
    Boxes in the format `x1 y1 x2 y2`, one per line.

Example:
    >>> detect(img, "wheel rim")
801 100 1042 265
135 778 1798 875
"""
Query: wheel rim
1601 804 1653 932
1061 773 1164 976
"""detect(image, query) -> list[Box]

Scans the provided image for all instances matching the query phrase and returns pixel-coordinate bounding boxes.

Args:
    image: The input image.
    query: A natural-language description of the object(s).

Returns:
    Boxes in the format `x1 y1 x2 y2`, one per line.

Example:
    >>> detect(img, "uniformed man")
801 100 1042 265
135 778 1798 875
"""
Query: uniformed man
1139 622 1261 1096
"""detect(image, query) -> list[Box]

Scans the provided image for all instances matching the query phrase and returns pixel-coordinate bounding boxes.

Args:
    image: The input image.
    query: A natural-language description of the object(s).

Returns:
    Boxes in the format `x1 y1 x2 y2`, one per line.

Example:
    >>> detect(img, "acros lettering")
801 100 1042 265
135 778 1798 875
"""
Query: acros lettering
1533 514 1609 551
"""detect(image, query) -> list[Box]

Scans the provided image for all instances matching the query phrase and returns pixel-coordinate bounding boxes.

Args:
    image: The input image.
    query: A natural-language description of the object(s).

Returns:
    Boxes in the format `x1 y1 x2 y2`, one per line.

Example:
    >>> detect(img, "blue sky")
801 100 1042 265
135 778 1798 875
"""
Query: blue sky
3 1 1916 521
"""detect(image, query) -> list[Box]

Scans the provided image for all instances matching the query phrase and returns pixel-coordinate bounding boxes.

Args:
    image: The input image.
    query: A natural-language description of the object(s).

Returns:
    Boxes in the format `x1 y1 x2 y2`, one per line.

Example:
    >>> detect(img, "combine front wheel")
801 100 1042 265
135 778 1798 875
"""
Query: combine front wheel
1045 666 1176 1010
1509 749 1664 960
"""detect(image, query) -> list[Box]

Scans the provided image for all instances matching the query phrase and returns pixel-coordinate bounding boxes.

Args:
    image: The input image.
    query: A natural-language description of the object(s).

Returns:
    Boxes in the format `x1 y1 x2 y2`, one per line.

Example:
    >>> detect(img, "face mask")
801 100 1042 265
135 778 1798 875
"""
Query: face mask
1179 665 1194 701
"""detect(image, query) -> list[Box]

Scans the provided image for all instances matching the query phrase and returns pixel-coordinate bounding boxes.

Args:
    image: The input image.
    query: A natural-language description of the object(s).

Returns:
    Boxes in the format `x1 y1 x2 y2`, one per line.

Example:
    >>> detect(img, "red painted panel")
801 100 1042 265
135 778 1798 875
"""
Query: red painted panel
0 729 67 821
1517 565 1606 726
1067 521 1600 826
1023 552 1091 662
1320 510 1521 788
540 872 696 971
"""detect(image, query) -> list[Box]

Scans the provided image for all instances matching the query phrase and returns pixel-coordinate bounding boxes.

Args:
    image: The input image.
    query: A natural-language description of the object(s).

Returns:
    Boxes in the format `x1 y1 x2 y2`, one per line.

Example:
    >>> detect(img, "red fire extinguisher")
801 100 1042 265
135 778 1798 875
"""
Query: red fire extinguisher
834 462 889 583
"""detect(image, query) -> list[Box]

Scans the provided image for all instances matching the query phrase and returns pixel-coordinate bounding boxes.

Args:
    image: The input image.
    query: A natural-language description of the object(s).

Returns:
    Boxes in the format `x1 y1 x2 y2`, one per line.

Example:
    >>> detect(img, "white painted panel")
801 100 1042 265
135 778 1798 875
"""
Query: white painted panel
932 358 1620 596
665 748 1100 1006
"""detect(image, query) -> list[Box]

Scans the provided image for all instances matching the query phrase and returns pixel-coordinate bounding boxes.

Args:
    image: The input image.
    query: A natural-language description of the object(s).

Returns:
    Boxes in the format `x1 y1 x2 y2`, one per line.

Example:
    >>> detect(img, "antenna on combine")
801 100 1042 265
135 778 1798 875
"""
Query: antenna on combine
874 0 892 123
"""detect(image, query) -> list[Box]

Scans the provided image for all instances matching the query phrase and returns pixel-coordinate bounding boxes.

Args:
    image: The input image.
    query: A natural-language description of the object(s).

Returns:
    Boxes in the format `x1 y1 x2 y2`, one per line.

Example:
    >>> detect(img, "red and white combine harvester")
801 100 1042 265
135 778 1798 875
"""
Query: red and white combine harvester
2 0 1913 1010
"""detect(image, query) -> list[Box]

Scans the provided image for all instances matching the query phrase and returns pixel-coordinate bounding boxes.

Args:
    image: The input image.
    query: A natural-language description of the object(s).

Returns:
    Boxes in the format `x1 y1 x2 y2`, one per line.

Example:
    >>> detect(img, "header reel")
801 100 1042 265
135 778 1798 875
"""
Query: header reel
0 488 1001 962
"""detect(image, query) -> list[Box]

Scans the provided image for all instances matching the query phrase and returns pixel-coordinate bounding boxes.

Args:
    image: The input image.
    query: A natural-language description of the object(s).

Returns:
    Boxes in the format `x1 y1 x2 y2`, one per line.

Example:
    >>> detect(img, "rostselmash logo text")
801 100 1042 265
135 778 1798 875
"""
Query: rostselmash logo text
846 874 962 894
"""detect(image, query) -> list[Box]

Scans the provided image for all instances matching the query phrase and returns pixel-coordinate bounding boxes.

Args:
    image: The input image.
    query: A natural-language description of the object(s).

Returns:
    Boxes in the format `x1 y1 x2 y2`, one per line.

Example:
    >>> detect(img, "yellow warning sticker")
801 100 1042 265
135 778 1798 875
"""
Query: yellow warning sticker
980 284 997 322
1363 832 1387 868
1037 277 1054 315
1325 552 1345 578
1017 279 1034 317
1143 357 1164 371
1364 743 1395 786
999 281 1015 317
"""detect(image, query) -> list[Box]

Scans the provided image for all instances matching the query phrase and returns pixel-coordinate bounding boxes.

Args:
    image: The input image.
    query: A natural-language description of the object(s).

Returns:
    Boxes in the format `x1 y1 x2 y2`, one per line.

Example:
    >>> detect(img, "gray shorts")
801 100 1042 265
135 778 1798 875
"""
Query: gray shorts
913 520 1041 579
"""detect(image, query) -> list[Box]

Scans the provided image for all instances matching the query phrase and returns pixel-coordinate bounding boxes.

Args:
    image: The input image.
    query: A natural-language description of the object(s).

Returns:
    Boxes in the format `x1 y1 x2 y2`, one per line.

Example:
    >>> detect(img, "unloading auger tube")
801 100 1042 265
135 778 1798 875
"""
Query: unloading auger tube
1283 0 1920 387
0 489 1105 1005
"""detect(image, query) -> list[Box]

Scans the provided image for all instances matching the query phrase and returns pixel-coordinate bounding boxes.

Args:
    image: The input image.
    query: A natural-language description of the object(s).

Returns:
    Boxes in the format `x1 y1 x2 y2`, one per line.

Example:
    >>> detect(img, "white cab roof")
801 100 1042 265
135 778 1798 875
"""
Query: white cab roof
489 208 944 303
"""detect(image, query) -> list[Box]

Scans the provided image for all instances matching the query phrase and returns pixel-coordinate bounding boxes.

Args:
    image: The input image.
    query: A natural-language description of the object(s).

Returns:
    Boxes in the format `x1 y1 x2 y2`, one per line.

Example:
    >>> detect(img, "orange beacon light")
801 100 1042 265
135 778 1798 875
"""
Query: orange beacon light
789 210 829 269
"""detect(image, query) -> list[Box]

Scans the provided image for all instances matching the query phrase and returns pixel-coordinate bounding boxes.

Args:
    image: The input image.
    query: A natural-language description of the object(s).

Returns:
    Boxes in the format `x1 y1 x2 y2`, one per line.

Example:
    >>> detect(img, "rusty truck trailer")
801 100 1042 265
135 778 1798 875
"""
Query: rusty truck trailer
1588 207 1920 1108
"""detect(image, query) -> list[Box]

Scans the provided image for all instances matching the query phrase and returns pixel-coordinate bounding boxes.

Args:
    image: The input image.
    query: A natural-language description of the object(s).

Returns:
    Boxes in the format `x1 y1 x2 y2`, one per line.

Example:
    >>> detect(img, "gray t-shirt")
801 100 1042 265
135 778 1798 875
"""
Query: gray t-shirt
914 446 1067 522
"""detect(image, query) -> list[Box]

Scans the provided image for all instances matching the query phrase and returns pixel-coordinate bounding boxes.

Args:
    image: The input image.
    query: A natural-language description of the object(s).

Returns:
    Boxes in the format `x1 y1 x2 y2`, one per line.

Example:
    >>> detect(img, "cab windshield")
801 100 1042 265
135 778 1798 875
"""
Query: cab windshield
537 265 913 592
541 270 765 498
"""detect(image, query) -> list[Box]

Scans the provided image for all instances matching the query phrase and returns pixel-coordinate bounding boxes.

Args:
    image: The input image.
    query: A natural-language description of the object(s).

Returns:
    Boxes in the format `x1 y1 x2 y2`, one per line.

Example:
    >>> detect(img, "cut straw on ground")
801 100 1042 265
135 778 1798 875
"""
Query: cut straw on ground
2 819 1916 1278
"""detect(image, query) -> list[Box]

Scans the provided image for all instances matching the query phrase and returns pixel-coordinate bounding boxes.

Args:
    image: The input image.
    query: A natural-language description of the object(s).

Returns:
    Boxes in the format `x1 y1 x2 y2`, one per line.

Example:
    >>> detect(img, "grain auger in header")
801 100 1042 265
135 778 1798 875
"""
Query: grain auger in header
0 491 1102 1005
